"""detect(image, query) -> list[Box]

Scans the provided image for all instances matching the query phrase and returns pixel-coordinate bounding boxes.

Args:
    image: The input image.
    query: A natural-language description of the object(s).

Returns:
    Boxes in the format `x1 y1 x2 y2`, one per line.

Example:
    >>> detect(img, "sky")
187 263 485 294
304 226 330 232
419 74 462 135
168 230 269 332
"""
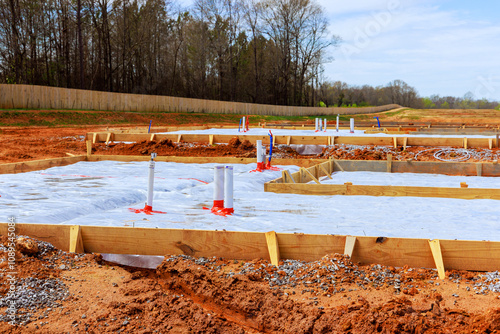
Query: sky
319 0 500 100
179 0 500 101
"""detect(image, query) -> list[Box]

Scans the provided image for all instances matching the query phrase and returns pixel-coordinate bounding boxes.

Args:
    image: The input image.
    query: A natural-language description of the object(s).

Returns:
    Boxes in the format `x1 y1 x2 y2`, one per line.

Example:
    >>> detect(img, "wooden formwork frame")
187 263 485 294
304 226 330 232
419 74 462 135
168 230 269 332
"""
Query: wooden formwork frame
1 153 500 277
87 131 500 149
1 223 499 277
264 158 500 200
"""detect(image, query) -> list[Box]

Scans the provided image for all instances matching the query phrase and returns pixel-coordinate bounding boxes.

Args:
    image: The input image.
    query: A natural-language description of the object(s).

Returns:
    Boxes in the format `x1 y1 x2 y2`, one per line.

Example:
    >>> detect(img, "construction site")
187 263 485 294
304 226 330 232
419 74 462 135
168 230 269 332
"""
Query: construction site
1 85 500 333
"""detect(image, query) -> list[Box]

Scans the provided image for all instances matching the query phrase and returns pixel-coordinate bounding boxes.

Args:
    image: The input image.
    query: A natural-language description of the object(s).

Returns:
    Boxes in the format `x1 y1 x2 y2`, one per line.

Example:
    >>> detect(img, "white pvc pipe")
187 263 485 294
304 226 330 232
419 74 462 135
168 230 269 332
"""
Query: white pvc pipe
256 140 263 163
336 115 339 132
224 166 233 210
324 118 327 131
242 116 246 131
350 118 354 133
315 118 318 131
214 165 225 206
147 159 155 207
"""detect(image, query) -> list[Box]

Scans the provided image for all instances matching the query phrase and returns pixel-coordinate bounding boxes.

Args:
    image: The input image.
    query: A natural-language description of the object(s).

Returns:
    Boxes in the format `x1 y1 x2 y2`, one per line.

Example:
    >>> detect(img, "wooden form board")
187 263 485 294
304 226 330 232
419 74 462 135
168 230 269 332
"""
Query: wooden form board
0 156 86 175
267 159 500 182
86 132 495 149
0 223 499 272
88 155 324 168
265 182 500 200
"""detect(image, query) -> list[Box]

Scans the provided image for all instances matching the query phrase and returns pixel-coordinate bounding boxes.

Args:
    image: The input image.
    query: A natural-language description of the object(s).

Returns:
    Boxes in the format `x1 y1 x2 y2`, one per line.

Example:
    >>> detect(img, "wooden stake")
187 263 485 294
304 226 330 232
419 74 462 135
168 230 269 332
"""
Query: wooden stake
428 239 446 279
265 231 280 266
300 167 321 184
282 170 295 183
403 137 408 150
69 225 84 253
177 134 182 142
476 163 482 177
497 134 499 148
209 135 214 145
393 137 397 148
86 140 92 157
319 164 332 179
150 133 156 141
489 138 493 150
287 136 291 145
106 132 112 145
387 154 392 173
331 158 344 172
92 132 97 144
463 137 468 149
344 236 356 258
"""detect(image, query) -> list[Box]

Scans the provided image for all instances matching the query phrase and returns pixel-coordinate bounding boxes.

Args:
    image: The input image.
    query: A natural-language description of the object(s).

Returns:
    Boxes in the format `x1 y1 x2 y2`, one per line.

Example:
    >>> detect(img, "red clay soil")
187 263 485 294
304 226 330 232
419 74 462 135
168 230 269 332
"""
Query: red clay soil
2 126 499 164
1 236 499 333
0 127 104 163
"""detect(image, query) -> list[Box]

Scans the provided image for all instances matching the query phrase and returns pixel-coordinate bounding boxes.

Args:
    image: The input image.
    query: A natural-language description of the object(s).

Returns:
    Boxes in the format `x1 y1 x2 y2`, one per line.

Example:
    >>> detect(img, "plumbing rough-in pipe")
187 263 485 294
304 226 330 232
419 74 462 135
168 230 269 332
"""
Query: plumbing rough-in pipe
224 166 234 213
213 165 225 209
350 118 355 133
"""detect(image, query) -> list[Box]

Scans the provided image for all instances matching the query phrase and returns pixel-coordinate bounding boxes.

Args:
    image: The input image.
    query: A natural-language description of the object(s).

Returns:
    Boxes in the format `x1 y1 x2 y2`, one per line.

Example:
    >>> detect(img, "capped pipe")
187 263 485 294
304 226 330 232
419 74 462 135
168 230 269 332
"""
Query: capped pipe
224 166 234 213
213 165 225 208
146 153 157 210
350 118 355 133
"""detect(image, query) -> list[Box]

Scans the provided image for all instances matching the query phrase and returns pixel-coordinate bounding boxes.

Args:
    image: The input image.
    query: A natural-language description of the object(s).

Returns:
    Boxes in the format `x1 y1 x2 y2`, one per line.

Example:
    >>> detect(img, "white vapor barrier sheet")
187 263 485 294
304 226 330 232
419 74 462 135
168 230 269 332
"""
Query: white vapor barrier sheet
1 161 500 267
160 128 497 139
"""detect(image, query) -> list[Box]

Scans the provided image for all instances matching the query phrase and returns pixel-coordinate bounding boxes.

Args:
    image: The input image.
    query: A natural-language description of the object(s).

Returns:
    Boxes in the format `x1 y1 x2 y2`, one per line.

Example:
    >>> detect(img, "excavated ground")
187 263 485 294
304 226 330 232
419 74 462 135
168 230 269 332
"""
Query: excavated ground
0 236 499 333
1 122 500 333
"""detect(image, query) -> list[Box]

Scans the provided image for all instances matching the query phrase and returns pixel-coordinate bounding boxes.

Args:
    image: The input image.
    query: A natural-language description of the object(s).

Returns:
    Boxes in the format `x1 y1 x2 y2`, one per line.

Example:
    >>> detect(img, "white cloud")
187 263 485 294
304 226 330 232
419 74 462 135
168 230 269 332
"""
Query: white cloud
325 2 500 100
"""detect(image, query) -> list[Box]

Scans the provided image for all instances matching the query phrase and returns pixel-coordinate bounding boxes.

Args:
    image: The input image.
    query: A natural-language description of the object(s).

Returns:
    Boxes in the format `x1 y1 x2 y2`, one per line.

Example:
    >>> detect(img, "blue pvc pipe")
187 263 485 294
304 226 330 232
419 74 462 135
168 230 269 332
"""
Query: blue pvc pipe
148 120 152 133
268 131 273 163
374 116 381 128
238 118 242 132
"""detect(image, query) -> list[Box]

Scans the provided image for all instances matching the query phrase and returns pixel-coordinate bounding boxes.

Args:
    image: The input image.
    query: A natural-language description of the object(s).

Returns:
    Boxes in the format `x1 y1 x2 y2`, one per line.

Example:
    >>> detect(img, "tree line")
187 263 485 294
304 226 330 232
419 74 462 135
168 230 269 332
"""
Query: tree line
0 0 339 106
318 80 500 110
1 0 498 109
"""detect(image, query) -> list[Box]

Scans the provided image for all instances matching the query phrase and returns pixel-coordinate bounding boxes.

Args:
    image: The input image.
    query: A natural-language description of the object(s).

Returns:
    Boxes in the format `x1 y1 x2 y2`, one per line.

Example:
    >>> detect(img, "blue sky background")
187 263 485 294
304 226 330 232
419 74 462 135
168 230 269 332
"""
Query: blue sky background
179 0 500 101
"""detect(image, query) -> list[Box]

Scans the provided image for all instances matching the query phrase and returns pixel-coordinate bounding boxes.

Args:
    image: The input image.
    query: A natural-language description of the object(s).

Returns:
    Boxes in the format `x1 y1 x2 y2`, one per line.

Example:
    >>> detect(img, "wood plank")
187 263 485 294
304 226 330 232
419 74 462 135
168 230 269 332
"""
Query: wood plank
0 223 72 251
344 236 356 258
428 239 446 279
69 225 85 253
0 156 87 175
1 223 498 271
319 164 332 179
265 231 281 266
89 132 494 149
264 183 500 200
301 167 321 184
86 140 92 156
88 155 324 168
331 158 344 172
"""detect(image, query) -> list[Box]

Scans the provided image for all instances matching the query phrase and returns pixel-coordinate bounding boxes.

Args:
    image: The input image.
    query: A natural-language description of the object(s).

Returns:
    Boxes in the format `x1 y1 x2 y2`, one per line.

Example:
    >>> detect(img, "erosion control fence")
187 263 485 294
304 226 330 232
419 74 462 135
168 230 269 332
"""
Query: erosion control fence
0 84 400 116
